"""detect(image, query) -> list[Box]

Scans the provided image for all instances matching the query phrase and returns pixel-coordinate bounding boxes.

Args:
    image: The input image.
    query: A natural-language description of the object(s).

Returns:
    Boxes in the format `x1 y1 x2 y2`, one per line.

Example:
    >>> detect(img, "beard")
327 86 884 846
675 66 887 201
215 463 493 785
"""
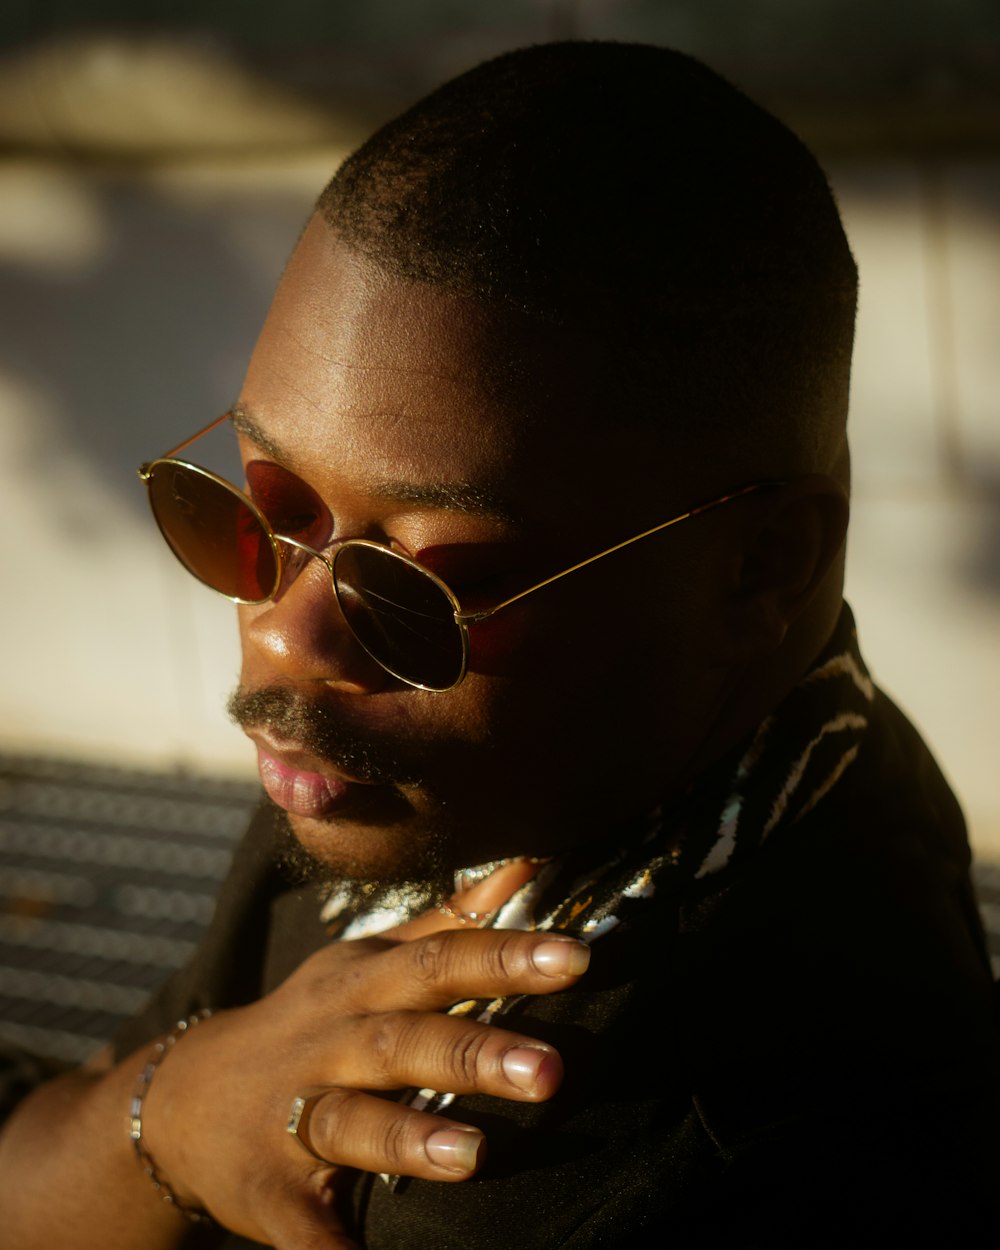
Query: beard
228 684 456 907
264 802 454 915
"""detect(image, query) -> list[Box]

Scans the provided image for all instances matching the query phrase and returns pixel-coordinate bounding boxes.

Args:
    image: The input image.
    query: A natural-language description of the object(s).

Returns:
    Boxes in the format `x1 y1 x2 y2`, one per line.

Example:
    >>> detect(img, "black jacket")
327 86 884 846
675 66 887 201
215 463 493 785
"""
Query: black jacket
113 612 1000 1246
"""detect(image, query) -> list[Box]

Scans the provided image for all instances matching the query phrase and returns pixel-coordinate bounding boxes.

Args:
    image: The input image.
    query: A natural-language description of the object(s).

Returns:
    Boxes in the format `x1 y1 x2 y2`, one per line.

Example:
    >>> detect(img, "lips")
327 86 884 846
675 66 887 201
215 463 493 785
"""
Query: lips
256 746 354 818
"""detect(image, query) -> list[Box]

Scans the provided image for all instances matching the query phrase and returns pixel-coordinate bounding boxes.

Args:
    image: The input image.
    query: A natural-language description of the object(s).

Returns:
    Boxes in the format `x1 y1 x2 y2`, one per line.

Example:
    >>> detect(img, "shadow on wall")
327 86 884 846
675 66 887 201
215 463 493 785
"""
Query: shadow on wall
3 152 999 594
1 0 999 153
0 165 333 535
1 1 999 552
0 10 996 801
965 475 1000 593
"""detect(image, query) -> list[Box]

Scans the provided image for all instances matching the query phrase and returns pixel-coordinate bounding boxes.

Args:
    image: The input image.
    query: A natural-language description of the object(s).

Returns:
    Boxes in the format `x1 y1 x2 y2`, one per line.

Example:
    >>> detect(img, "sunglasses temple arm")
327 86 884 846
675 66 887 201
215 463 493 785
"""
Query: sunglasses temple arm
456 513 698 625
457 482 779 626
156 411 234 463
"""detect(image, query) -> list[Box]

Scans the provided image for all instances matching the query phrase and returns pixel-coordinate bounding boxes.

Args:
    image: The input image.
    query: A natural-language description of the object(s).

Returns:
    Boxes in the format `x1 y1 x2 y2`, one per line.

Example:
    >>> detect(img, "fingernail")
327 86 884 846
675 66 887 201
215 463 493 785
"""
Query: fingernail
531 938 590 976
501 1045 555 1091
425 1127 485 1173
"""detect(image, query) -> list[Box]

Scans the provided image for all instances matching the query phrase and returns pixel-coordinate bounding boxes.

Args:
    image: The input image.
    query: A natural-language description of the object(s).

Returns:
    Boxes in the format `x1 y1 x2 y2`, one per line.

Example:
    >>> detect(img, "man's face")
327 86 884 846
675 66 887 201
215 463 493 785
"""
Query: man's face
232 216 732 881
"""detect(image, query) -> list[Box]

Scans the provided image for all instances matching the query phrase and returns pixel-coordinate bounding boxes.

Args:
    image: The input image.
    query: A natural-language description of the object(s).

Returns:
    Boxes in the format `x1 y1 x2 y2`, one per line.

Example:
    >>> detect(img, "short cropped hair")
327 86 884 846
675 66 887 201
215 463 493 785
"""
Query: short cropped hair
318 42 857 479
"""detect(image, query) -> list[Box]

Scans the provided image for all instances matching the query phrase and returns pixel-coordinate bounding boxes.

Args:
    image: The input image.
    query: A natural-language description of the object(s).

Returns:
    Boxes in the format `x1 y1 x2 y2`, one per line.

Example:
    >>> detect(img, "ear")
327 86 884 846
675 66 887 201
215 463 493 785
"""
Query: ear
720 476 849 662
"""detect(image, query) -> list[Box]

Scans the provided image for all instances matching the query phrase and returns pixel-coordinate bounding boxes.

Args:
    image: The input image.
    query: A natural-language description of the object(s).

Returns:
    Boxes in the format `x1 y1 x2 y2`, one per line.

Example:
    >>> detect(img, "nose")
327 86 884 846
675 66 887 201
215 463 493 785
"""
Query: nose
242 553 389 694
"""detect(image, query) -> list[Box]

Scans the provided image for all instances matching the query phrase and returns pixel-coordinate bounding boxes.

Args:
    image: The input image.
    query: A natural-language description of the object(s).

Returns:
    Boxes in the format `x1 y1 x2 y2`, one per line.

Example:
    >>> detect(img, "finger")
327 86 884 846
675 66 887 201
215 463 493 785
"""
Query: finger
291 1087 487 1181
336 929 591 1013
319 1012 564 1102
391 858 547 941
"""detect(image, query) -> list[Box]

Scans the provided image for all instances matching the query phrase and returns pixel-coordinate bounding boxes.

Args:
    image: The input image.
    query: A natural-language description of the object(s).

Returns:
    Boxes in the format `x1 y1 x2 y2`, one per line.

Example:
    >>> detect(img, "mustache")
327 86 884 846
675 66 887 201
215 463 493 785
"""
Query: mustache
227 686 425 787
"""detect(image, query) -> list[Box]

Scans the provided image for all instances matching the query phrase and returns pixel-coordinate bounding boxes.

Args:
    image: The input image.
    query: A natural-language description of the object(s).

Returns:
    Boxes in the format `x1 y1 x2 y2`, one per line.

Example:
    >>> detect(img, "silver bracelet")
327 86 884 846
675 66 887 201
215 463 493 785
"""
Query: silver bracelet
129 1009 214 1225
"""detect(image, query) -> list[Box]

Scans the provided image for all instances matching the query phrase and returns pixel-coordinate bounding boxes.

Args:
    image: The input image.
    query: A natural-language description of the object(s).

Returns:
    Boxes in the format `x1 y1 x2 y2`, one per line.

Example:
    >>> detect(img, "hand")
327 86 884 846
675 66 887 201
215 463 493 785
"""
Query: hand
140 927 590 1249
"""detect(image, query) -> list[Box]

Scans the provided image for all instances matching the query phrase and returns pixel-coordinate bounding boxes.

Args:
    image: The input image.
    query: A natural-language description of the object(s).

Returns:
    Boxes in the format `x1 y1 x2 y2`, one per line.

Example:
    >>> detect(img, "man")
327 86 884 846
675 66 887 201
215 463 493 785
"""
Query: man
2 41 998 1249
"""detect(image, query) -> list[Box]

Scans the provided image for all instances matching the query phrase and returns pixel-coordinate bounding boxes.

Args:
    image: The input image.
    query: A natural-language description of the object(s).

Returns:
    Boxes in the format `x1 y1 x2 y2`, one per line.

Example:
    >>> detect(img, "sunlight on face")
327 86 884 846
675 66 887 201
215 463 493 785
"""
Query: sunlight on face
230 216 731 880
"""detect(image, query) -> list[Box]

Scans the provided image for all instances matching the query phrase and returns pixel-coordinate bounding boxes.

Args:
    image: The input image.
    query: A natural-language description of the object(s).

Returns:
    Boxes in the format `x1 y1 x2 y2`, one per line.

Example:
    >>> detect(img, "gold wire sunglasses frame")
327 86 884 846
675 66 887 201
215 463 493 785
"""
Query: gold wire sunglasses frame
139 413 779 692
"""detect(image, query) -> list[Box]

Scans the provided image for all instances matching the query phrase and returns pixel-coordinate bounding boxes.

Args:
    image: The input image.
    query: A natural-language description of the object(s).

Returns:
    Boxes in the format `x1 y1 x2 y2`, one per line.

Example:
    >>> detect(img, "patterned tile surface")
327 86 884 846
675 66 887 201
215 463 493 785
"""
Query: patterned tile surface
0 754 258 1063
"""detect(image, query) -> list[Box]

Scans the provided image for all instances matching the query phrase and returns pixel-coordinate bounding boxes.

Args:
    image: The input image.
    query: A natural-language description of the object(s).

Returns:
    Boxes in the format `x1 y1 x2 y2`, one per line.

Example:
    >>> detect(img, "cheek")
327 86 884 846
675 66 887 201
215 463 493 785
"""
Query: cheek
467 572 724 744
465 612 532 677
466 574 638 685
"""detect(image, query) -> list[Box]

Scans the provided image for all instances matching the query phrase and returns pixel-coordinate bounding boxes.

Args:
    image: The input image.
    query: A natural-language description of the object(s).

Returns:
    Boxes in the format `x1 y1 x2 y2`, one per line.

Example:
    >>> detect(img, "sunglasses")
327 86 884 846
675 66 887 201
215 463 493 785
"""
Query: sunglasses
139 413 777 692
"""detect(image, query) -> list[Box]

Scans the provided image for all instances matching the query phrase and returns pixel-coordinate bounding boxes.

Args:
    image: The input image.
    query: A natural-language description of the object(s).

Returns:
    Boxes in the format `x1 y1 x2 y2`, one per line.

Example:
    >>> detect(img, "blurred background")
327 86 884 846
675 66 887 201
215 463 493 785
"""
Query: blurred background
1 1 998 1062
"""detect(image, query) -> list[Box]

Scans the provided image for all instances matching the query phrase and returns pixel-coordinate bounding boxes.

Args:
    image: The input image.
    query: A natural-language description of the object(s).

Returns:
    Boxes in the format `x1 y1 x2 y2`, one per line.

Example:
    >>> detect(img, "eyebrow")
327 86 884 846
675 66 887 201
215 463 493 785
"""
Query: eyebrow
230 404 285 460
229 404 521 524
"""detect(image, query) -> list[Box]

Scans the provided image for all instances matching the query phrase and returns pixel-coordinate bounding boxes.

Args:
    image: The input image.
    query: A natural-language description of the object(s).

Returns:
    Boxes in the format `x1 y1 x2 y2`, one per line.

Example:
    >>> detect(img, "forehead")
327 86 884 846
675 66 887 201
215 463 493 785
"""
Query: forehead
239 216 667 530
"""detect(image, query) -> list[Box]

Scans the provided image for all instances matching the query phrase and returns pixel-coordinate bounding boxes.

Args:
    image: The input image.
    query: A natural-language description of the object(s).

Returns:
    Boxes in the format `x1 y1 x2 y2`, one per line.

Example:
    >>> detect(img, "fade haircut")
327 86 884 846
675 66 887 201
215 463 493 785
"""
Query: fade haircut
317 42 857 480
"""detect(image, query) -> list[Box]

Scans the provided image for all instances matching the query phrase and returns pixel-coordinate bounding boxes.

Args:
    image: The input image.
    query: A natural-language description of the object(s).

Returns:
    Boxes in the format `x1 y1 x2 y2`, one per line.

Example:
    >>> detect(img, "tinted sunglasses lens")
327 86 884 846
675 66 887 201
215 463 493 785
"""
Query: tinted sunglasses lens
147 462 278 602
333 544 465 690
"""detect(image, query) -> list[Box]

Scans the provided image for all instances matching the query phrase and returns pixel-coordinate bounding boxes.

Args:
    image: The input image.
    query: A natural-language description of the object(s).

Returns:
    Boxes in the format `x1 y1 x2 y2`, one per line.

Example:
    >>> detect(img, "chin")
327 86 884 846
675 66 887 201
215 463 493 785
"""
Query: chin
280 804 455 888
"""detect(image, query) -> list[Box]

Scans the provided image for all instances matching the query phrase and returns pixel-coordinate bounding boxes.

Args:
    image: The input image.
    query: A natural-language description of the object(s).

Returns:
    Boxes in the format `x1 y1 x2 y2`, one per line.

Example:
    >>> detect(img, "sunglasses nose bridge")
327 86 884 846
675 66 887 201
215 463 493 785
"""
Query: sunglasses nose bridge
243 537 392 695
272 534 336 596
